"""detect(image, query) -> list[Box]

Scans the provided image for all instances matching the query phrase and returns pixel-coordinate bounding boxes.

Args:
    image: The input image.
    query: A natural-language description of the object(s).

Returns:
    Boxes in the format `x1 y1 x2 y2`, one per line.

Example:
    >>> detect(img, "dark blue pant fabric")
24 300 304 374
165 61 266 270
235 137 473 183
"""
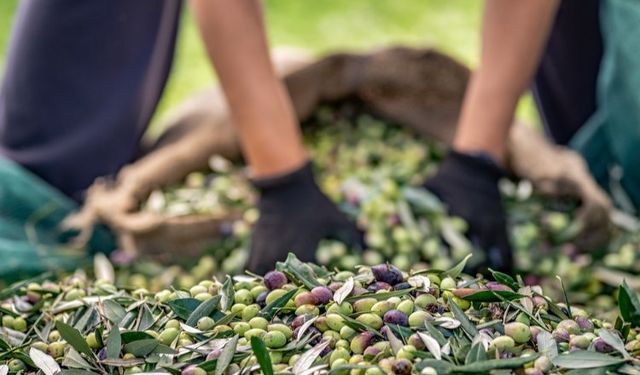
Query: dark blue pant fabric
0 0 182 201
0 0 602 201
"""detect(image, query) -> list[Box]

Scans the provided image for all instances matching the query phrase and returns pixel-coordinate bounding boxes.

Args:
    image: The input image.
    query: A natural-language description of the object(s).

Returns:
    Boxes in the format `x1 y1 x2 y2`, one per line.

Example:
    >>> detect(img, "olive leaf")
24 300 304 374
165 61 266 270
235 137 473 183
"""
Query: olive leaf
464 342 488 364
552 351 627 369
55 321 94 358
93 253 115 283
489 269 519 291
417 332 442 360
186 295 221 327
292 339 331 374
167 298 202 320
408 275 430 291
0 365 7 375
120 331 153 344
334 277 354 305
450 354 539 373
296 316 318 340
214 335 238 375
259 288 297 321
414 359 454 373
29 348 61 375
618 281 640 327
61 348 92 369
382 326 403 355
403 186 444 213
345 288 414 302
277 253 322 289
220 276 234 311
423 320 447 346
461 290 523 302
123 339 159 357
536 331 558 360
250 336 273 375
449 299 478 337
442 254 472 279
599 329 631 359
106 326 121 359
102 299 126 325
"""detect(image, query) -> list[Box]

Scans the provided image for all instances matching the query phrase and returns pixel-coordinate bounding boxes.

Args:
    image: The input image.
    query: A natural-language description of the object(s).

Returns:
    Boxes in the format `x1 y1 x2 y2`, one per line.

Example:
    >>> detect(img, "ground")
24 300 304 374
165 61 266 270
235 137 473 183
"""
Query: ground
0 1 538 135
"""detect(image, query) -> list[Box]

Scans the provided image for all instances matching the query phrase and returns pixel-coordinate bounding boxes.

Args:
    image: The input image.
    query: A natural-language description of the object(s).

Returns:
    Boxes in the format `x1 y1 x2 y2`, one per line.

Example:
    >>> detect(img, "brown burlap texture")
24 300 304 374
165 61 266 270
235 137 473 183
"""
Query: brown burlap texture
66 47 611 261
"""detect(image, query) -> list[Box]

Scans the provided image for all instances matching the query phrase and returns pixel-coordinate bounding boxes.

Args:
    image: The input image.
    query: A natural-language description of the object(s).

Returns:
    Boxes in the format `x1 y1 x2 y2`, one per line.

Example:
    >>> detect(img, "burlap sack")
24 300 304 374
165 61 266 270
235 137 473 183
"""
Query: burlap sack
67 46 611 261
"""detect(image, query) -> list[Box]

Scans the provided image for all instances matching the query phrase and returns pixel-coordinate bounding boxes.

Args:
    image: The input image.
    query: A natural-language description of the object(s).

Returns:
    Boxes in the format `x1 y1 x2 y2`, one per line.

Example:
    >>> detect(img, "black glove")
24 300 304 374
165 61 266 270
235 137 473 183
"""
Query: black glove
247 161 363 274
424 150 513 274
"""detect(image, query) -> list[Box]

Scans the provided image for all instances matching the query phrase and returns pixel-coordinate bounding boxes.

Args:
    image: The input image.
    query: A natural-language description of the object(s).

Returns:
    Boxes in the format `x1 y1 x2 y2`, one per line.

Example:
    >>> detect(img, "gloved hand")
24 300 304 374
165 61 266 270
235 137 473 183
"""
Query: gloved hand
424 150 513 274
247 161 363 274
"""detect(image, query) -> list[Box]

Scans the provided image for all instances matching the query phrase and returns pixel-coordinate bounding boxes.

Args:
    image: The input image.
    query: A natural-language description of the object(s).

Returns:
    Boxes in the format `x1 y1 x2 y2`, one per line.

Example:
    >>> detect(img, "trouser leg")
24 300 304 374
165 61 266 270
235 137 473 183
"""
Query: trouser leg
0 0 182 200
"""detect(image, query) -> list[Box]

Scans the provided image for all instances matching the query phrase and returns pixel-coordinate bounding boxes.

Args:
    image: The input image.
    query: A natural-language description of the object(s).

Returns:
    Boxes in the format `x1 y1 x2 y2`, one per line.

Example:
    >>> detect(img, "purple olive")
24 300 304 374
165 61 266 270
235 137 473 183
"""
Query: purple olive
181 365 206 375
206 348 222 361
256 291 268 307
352 287 368 296
97 348 107 361
363 346 381 360
263 271 288 290
593 337 614 353
368 281 392 292
392 358 412 375
294 292 319 307
575 316 594 331
291 315 306 330
393 282 412 291
485 282 513 292
383 310 409 326
328 282 344 292
311 287 333 304
408 334 425 350
552 328 570 343
371 264 404 285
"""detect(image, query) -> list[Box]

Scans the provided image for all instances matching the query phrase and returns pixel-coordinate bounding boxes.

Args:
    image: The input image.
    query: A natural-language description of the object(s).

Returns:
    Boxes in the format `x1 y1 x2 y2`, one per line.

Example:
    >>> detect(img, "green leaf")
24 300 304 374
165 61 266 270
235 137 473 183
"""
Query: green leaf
489 269 519 291
337 312 383 338
106 326 121 359
167 298 202 320
214 335 238 375
250 336 273 375
122 339 158 357
186 295 221 327
213 311 238 328
29 348 61 375
220 276 234 312
102 299 127 325
59 370 101 375
536 331 558 360
345 288 414 302
449 299 478 337
619 281 640 327
449 353 539 373
461 290 523 302
414 359 454 374
423 320 447 346
552 351 627 369
55 321 94 358
61 347 92 369
293 339 331 374
120 331 154 343
277 253 322 289
442 254 472 279
258 288 297 321
598 329 631 359
403 186 444 213
465 342 487 364
137 305 155 331
556 276 572 319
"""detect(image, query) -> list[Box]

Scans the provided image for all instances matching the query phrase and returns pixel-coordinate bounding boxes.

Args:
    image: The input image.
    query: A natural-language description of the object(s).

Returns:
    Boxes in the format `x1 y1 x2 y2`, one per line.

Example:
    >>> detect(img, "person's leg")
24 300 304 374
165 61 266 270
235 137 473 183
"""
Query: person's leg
0 0 182 200
533 0 603 145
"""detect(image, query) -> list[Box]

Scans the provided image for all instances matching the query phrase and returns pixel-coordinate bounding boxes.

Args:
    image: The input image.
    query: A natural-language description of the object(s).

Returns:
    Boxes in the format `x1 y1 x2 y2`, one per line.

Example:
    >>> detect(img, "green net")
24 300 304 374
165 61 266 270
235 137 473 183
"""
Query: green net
0 157 115 282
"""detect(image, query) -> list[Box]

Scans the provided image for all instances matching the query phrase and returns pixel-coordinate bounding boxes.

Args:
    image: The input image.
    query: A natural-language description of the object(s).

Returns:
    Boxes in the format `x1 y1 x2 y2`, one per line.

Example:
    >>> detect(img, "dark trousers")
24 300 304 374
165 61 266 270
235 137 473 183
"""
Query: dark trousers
0 0 182 200
0 0 602 201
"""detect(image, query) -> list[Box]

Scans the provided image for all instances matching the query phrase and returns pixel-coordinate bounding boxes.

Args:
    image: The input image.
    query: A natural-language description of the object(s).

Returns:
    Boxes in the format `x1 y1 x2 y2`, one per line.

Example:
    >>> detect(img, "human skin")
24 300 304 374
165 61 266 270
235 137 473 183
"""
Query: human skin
190 0 307 178
453 0 560 165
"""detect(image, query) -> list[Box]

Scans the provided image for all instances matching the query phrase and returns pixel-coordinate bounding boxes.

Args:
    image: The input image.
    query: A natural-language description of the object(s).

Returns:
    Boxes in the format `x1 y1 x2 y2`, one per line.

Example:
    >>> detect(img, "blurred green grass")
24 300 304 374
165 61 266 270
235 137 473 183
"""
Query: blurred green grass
0 1 538 133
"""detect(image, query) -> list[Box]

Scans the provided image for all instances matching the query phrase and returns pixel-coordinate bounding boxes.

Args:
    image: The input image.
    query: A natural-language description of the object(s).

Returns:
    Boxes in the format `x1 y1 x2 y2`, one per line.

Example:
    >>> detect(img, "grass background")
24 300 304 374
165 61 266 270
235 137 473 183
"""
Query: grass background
0 1 538 134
